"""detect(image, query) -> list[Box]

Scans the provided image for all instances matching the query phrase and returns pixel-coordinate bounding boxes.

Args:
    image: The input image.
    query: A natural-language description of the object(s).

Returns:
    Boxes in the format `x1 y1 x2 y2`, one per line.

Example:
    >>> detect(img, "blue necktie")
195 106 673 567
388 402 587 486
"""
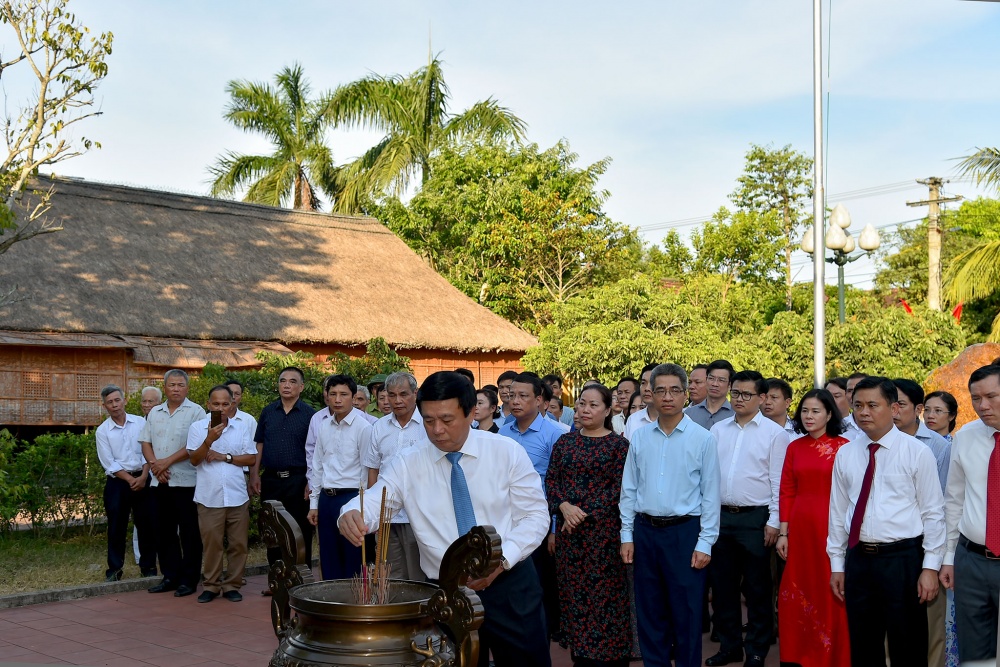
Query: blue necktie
446 452 477 536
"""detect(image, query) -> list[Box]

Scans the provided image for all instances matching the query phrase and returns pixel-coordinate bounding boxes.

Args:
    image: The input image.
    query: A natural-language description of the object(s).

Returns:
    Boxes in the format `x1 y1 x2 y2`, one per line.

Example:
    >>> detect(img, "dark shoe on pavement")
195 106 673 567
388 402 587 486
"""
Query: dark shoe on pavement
141 568 158 577
148 579 177 593
105 569 123 582
705 649 744 666
261 588 273 596
197 591 217 603
223 590 243 602
174 584 196 597
743 656 766 667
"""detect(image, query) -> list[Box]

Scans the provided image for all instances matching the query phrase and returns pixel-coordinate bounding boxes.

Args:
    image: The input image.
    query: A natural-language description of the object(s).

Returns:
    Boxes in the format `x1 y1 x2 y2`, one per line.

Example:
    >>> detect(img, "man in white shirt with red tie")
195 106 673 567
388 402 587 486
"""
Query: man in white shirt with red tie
940 363 1000 663
828 376 945 667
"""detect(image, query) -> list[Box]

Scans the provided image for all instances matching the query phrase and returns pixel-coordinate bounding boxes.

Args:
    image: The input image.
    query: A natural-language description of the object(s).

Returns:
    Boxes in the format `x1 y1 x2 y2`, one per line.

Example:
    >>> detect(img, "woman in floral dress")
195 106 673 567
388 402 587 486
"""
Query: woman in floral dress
776 388 850 667
545 385 631 667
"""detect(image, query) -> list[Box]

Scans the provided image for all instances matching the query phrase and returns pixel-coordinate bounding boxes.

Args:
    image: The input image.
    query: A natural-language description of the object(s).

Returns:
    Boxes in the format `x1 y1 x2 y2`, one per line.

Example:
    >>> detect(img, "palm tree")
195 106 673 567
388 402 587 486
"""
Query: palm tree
323 54 527 212
947 146 1000 340
209 64 339 210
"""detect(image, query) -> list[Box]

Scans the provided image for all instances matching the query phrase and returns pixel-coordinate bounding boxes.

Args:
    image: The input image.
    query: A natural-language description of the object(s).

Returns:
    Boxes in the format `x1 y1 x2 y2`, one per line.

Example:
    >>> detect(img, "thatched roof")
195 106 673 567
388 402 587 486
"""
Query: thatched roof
0 176 537 353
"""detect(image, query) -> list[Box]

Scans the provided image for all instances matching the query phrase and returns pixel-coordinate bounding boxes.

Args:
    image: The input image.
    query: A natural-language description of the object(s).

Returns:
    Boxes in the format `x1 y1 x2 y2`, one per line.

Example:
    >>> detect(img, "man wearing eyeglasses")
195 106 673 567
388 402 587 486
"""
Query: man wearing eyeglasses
705 371 790 667
686 360 735 432
620 363 720 667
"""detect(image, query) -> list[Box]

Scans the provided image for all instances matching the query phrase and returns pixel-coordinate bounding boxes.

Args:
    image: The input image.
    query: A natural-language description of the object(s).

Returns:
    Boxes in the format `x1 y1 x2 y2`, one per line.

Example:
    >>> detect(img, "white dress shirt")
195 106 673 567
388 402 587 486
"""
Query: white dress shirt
611 412 626 435
304 408 332 490
310 407 372 510
782 418 798 437
139 399 207 488
711 411 790 529
827 425 946 572
842 414 864 441
341 428 549 579
186 416 257 508
625 407 657 441
362 410 431 524
914 420 951 492
95 413 147 477
944 418 1000 565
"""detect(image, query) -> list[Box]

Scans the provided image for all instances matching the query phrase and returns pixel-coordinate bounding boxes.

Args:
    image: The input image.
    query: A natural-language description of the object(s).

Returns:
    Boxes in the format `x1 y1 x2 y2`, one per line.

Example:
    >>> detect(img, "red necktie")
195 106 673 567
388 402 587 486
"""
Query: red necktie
986 432 1000 555
848 442 880 548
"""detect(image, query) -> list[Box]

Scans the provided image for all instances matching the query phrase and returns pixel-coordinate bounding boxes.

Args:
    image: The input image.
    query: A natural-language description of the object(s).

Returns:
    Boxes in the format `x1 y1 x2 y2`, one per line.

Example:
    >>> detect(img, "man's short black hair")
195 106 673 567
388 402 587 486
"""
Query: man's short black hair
706 360 735 382
732 370 767 395
224 379 244 391
279 366 305 383
418 371 477 417
497 370 518 384
640 363 659 376
853 376 898 405
691 364 709 373
454 368 476 385
847 372 868 382
766 378 793 401
325 374 358 395
541 374 563 387
892 378 924 406
617 377 640 393
969 364 1000 389
513 372 546 399
208 384 234 400
826 377 848 392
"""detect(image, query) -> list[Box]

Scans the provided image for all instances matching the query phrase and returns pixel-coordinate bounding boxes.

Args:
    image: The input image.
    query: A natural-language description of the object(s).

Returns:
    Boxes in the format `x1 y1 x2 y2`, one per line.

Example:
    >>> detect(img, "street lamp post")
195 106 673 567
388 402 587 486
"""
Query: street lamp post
801 204 881 323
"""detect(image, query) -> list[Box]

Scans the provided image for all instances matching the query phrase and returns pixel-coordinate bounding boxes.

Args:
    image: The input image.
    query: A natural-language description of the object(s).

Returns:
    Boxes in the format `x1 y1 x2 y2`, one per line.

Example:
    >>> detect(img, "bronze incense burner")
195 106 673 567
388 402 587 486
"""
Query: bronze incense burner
261 500 502 667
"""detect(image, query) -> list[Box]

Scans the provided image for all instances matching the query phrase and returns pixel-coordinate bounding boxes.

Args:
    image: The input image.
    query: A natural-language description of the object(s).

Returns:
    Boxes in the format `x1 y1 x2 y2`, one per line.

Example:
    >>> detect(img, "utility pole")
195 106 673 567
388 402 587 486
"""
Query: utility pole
907 178 962 311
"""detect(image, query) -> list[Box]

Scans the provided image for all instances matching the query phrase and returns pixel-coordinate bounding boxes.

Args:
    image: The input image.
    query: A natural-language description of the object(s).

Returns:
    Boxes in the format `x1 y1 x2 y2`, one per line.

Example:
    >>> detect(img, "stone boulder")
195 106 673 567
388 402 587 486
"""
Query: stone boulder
924 342 1000 432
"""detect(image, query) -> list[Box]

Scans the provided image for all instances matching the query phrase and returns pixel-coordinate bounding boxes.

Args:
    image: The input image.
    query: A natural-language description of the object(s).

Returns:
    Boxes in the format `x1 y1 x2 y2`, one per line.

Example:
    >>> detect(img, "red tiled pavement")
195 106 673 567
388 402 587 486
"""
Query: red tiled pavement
0 574 778 666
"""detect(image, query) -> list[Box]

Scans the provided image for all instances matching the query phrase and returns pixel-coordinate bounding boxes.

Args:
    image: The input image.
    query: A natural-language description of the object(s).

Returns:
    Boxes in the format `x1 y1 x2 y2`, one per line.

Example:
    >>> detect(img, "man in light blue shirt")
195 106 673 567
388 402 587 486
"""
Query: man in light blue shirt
498 371 566 643
621 363 720 667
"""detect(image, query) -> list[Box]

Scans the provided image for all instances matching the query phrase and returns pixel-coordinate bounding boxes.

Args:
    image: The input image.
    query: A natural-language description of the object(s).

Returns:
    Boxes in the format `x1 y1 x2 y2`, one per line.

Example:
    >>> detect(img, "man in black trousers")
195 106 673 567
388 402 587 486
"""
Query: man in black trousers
250 366 316 592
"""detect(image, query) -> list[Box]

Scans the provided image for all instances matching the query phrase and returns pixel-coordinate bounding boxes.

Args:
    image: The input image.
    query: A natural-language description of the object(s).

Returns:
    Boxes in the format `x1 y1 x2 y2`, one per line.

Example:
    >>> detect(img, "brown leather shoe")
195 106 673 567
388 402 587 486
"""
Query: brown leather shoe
261 588 273 596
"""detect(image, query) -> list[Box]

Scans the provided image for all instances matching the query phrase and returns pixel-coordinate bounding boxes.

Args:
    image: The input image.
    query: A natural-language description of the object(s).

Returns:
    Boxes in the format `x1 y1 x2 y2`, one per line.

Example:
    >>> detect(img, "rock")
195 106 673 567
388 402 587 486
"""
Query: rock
924 342 1000 432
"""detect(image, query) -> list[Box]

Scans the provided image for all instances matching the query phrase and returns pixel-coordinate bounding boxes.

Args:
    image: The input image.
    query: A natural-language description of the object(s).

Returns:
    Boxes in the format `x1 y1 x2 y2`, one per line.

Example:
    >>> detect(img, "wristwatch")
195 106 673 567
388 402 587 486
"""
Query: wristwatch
500 557 512 571
225 453 233 464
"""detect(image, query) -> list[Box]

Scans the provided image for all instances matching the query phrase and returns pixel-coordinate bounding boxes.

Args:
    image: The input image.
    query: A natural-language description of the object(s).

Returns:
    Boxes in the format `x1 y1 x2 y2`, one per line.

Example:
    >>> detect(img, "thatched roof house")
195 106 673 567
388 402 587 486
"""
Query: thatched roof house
0 176 536 426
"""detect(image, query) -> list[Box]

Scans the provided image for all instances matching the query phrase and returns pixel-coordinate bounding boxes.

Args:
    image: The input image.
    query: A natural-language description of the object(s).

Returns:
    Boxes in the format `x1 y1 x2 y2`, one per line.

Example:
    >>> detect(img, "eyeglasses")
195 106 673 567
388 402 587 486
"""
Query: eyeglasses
706 375 730 385
652 387 686 397
924 407 953 416
730 390 760 401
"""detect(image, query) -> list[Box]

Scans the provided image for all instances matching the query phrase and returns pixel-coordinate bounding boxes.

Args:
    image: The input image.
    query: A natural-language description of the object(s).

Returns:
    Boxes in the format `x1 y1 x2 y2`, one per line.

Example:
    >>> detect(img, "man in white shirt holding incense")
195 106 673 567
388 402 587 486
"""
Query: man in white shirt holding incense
339 371 551 667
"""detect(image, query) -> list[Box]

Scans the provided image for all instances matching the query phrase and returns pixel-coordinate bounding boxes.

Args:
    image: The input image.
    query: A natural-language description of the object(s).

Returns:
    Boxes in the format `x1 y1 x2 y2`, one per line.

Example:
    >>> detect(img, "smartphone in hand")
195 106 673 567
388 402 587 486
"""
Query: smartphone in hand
210 410 222 428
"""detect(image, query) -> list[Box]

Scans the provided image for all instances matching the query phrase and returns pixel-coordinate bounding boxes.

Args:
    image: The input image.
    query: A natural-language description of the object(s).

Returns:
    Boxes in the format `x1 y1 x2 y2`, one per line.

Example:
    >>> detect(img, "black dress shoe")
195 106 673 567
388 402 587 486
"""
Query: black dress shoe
174 584 196 597
105 569 123 582
743 656 765 667
148 579 177 593
197 591 217 603
705 649 744 666
223 590 243 602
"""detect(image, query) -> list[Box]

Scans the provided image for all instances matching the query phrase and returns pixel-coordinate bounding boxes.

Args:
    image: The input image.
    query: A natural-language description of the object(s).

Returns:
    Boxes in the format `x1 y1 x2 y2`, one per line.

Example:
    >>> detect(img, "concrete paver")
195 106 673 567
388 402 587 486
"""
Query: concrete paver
0 573 779 666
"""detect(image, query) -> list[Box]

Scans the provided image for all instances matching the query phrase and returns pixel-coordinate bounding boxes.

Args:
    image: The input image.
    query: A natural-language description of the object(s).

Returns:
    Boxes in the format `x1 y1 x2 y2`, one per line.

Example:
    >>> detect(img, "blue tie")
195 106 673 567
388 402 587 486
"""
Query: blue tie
446 452 477 536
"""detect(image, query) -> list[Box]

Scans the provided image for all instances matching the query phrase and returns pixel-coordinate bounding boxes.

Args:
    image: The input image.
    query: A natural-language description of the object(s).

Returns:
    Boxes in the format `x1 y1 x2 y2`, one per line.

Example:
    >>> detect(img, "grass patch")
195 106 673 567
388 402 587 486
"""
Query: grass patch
0 526 280 596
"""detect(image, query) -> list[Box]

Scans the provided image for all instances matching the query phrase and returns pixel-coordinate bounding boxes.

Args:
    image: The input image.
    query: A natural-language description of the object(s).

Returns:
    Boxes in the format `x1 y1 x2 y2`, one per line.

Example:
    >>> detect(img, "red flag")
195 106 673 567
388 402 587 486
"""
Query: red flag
900 298 913 315
952 303 963 323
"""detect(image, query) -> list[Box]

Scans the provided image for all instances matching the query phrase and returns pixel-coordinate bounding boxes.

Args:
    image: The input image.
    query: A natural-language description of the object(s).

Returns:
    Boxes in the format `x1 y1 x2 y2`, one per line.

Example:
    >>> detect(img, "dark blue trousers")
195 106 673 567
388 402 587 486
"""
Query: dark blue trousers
477 558 551 667
103 475 156 576
634 516 706 667
317 490 362 580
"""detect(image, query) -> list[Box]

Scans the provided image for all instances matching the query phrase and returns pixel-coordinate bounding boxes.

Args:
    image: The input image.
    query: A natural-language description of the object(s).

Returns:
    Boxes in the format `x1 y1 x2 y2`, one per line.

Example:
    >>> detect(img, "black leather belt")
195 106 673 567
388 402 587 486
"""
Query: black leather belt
126 469 144 477
264 467 307 479
960 534 1000 560
322 488 357 496
638 513 697 527
854 536 922 556
722 505 767 514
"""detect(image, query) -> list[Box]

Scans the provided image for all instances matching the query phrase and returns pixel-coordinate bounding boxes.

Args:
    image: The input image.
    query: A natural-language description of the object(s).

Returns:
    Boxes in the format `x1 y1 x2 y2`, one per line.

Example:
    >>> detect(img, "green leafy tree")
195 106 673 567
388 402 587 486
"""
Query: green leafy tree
0 0 113 304
209 64 339 211
325 54 526 213
376 140 636 330
690 207 785 296
639 230 692 280
958 147 1000 191
730 144 813 310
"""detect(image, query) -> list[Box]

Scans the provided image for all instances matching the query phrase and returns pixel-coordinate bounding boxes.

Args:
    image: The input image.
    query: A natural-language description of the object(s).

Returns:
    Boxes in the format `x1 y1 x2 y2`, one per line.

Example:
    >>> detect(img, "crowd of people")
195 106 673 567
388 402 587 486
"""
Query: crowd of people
93 357 1000 667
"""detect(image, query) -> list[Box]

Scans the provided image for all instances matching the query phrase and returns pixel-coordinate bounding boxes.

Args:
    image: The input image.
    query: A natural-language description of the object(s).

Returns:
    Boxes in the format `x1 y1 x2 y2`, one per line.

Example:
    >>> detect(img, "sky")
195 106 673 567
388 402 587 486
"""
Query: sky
17 0 1000 288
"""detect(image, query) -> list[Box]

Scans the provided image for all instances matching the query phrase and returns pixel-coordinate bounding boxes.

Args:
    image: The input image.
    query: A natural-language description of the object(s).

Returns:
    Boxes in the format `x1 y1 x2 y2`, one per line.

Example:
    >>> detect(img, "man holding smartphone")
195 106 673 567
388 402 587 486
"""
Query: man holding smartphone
187 385 258 602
